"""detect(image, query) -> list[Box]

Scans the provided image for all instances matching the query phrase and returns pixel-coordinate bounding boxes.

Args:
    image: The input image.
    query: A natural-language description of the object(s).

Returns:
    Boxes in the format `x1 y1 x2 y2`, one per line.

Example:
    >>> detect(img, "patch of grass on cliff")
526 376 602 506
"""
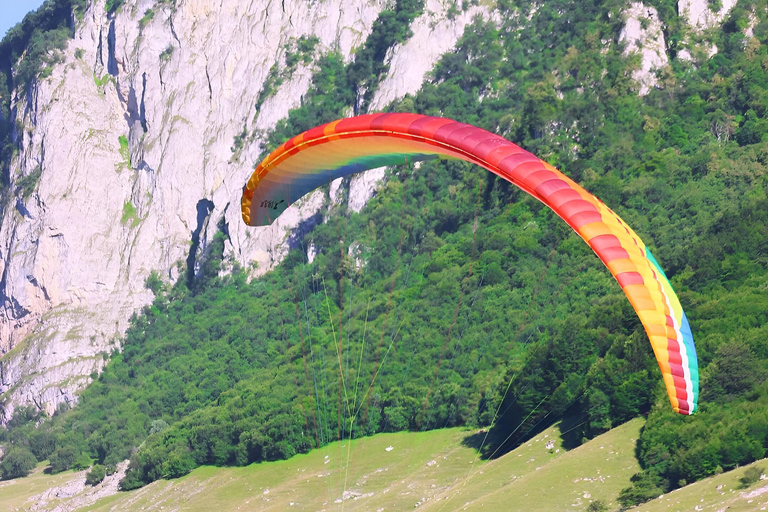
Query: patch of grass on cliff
94 73 113 89
105 0 124 14
120 201 139 227
160 45 174 63
15 166 42 199
118 135 129 163
115 134 131 172
253 35 320 115
139 9 155 29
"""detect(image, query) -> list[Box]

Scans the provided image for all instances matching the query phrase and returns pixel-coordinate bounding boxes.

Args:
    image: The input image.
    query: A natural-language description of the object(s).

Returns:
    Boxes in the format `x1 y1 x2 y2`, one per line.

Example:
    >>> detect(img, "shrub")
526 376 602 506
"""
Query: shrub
72 452 93 470
740 466 764 488
15 166 42 199
139 9 155 29
160 45 174 62
85 464 106 486
586 500 608 512
105 0 124 14
145 272 165 296
0 447 37 479
617 472 668 508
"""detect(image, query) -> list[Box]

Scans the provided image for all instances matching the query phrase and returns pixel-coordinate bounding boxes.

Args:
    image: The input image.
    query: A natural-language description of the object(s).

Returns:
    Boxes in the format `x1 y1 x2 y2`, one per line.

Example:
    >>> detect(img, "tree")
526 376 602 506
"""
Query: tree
587 389 611 434
739 466 765 488
703 341 764 401
28 430 56 461
0 447 37 479
49 446 78 473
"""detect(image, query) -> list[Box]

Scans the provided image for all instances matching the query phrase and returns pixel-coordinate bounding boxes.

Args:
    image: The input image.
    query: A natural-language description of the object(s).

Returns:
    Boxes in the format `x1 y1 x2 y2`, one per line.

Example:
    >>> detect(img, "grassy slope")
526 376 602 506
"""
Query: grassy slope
426 419 644 512
635 459 768 512
0 461 79 509
3 418 763 512
0 419 641 511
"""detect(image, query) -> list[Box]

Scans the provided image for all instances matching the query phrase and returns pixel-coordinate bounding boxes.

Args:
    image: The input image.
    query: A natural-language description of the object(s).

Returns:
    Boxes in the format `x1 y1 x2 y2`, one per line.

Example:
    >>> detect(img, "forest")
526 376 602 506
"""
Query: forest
0 0 767 508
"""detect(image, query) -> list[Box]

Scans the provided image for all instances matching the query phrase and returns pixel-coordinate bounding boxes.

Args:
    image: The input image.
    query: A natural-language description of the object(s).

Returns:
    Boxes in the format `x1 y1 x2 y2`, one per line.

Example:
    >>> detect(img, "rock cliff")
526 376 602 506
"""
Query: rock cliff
0 0 488 422
620 2 667 96
679 0 737 30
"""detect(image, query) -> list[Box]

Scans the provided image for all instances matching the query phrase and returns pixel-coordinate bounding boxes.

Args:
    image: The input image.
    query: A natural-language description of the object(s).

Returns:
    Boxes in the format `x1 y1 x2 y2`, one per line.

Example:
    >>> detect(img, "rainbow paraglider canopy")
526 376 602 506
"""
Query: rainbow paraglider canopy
241 113 699 415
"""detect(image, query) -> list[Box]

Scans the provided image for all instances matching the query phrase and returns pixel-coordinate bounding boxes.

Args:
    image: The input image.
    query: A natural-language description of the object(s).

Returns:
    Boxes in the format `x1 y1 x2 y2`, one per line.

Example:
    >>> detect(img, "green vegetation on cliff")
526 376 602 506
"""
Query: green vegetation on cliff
0 0 86 213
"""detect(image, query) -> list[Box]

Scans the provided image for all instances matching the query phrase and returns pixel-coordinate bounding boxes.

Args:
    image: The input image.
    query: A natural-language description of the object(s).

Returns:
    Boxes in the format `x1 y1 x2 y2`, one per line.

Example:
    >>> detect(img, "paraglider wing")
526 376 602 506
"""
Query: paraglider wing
241 113 698 415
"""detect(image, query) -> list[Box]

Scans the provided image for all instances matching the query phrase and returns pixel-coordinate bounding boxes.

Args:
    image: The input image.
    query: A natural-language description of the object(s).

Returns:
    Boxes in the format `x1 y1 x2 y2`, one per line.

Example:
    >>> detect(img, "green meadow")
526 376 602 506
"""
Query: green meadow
636 459 768 512
0 419 642 511
3 416 766 511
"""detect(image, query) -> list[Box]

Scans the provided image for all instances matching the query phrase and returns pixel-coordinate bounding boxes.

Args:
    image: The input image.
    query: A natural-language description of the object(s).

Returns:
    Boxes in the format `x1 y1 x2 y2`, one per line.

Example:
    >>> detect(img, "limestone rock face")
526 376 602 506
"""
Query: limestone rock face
0 0 488 421
369 0 491 111
679 0 737 30
676 0 738 61
619 2 668 96
0 0 386 422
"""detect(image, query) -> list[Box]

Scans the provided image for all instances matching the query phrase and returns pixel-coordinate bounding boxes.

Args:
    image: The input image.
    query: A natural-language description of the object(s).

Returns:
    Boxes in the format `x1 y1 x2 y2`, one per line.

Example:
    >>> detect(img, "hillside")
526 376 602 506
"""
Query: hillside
637 458 768 512
0 419 643 511
0 0 766 509
0 0 484 418
4 419 765 511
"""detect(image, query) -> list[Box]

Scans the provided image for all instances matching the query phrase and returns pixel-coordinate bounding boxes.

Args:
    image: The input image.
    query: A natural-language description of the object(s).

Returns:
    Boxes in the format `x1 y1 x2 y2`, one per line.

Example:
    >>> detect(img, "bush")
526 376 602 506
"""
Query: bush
160 45 174 62
105 0 124 13
85 464 106 486
740 466 765 488
15 166 42 199
0 447 37 479
139 9 154 28
145 272 165 296
586 500 608 512
617 472 668 508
